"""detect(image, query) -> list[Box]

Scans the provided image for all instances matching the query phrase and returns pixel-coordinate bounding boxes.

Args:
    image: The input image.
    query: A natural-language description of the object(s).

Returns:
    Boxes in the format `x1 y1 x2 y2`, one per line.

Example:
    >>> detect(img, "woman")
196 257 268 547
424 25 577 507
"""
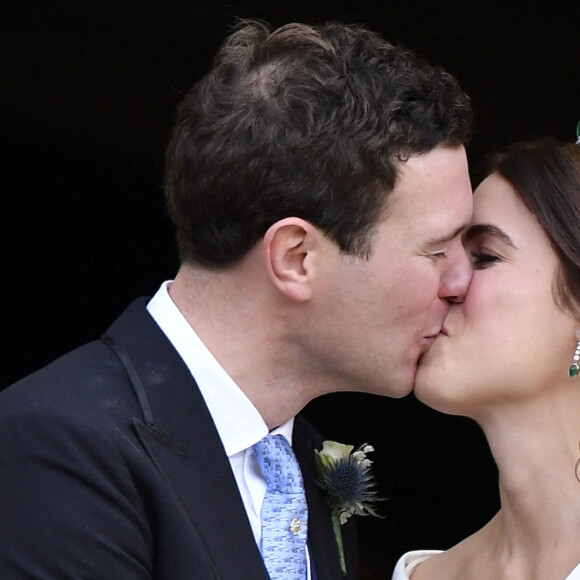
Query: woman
393 137 580 580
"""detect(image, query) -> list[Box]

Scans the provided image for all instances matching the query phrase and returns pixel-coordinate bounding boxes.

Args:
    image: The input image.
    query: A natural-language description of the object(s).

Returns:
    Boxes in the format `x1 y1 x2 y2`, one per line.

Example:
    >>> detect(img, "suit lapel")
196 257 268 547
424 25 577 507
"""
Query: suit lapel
293 416 359 580
103 299 269 580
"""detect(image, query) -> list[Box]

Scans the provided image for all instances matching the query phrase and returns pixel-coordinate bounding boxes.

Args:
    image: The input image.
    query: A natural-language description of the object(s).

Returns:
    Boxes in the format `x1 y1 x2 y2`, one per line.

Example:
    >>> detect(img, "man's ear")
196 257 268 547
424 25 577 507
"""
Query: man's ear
263 218 321 302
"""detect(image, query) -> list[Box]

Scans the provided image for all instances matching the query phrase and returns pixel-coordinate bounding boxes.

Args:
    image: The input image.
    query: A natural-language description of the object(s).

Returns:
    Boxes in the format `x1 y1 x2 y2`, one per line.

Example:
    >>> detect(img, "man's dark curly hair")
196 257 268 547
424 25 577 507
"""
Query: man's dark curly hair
165 21 473 268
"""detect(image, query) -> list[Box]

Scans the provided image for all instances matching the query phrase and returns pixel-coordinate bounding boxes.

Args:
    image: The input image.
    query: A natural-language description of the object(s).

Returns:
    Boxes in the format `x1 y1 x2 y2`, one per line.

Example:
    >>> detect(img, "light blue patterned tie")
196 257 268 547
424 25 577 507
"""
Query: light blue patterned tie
253 434 308 580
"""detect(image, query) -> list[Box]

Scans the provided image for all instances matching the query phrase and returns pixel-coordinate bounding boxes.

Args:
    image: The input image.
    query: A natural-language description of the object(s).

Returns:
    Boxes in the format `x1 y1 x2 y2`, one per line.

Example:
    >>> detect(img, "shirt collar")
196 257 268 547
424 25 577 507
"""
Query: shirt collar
146 281 293 455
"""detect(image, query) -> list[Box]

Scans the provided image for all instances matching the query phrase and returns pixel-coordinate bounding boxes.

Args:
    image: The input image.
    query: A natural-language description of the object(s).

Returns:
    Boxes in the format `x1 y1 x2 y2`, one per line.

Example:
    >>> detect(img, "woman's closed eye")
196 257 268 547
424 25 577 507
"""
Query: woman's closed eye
470 250 500 269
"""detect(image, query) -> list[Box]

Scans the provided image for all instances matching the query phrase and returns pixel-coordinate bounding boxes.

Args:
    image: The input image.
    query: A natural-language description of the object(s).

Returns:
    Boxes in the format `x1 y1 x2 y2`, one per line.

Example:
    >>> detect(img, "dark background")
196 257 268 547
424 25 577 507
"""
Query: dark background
2 1 578 578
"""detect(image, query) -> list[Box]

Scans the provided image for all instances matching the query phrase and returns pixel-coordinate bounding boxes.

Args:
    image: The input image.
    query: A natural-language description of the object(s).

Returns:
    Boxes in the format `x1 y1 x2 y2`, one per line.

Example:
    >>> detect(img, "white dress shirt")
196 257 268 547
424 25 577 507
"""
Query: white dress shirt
147 282 311 576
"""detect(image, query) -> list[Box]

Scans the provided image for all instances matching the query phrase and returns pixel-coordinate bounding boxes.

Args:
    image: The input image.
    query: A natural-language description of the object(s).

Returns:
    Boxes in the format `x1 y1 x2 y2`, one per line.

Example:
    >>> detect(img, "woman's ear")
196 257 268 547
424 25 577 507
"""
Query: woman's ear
262 217 321 302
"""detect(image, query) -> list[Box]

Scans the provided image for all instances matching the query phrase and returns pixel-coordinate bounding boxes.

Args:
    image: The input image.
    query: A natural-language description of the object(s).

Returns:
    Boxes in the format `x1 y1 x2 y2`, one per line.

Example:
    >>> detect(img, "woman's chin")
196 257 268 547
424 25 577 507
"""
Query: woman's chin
414 369 439 403
414 357 457 411
414 348 444 386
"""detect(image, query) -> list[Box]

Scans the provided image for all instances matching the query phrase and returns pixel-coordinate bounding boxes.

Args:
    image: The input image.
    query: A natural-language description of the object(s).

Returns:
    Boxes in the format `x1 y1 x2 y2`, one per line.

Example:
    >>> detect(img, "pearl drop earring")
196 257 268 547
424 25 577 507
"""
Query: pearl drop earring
569 335 580 377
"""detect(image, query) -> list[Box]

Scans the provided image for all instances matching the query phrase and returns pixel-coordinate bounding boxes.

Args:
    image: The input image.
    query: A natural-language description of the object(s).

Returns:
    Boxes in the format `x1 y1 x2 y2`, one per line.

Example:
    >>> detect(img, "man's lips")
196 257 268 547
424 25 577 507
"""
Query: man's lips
425 326 448 340
421 328 448 349
417 329 447 365
420 335 437 349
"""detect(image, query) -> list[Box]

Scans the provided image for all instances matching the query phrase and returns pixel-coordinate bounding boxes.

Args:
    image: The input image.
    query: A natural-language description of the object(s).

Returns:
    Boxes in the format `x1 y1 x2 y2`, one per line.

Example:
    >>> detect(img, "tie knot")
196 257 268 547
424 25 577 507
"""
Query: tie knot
253 434 303 494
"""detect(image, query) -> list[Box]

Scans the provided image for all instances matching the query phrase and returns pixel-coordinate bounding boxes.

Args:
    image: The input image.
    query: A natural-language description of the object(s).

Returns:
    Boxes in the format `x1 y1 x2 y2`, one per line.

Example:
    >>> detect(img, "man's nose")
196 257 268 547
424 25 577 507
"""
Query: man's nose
439 246 473 303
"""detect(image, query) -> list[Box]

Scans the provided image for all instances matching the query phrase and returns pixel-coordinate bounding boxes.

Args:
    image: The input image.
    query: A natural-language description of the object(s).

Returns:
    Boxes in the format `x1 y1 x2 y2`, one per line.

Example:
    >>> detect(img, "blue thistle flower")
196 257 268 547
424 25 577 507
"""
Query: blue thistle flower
314 441 383 574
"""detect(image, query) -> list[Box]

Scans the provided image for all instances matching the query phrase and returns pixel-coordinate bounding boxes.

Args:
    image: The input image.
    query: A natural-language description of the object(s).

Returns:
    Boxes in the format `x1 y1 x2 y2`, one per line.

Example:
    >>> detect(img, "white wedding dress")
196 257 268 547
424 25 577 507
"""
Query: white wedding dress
391 550 580 580
391 550 442 580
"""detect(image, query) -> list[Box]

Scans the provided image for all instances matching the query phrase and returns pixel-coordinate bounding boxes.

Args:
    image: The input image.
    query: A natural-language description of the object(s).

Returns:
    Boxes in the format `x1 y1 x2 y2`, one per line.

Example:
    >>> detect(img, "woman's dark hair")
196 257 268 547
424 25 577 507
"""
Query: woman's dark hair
165 20 473 268
490 139 580 315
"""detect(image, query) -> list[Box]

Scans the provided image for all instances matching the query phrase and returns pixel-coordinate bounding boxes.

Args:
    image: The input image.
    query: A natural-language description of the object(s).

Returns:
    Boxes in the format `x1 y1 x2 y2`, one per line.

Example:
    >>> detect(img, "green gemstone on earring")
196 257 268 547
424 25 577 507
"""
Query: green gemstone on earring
570 364 579 377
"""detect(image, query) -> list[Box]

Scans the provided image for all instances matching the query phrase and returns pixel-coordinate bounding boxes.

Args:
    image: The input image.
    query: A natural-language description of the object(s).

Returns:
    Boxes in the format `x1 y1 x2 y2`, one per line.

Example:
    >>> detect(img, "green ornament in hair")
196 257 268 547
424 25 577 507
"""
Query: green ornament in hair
576 121 580 145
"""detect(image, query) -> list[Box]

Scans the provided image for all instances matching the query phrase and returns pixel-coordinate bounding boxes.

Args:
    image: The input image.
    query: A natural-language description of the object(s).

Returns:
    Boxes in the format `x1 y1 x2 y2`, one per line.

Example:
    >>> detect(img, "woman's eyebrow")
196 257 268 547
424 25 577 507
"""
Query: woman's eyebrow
463 223 518 249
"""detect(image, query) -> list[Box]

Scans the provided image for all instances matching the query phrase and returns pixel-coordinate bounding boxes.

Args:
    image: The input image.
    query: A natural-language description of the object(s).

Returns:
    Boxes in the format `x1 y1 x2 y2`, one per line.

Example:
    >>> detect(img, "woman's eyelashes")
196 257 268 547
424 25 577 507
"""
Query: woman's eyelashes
470 250 500 269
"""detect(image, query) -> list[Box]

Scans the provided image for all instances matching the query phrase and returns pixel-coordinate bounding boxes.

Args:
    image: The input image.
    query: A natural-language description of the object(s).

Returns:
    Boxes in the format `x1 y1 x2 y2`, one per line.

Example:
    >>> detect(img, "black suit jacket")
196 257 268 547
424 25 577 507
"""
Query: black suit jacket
0 299 358 579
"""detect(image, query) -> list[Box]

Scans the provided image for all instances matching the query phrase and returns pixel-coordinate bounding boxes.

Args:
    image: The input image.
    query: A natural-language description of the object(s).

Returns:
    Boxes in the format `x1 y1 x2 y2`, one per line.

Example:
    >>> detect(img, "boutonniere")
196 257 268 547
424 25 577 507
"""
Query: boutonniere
314 440 382 575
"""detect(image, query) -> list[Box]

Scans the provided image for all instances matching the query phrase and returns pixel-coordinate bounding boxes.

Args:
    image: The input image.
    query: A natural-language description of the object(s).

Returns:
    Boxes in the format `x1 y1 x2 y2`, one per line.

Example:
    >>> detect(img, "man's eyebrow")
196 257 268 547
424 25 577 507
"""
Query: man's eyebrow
463 224 518 249
426 224 470 246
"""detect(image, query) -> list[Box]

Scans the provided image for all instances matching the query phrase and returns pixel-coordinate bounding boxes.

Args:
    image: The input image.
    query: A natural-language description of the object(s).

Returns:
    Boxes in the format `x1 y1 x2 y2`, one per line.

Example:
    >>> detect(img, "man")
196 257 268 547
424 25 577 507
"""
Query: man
0 21 473 579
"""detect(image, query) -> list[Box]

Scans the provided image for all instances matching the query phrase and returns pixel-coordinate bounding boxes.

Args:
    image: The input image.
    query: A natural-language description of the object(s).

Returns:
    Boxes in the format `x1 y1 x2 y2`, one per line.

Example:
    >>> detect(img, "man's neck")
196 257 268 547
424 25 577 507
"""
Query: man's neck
168 262 318 429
